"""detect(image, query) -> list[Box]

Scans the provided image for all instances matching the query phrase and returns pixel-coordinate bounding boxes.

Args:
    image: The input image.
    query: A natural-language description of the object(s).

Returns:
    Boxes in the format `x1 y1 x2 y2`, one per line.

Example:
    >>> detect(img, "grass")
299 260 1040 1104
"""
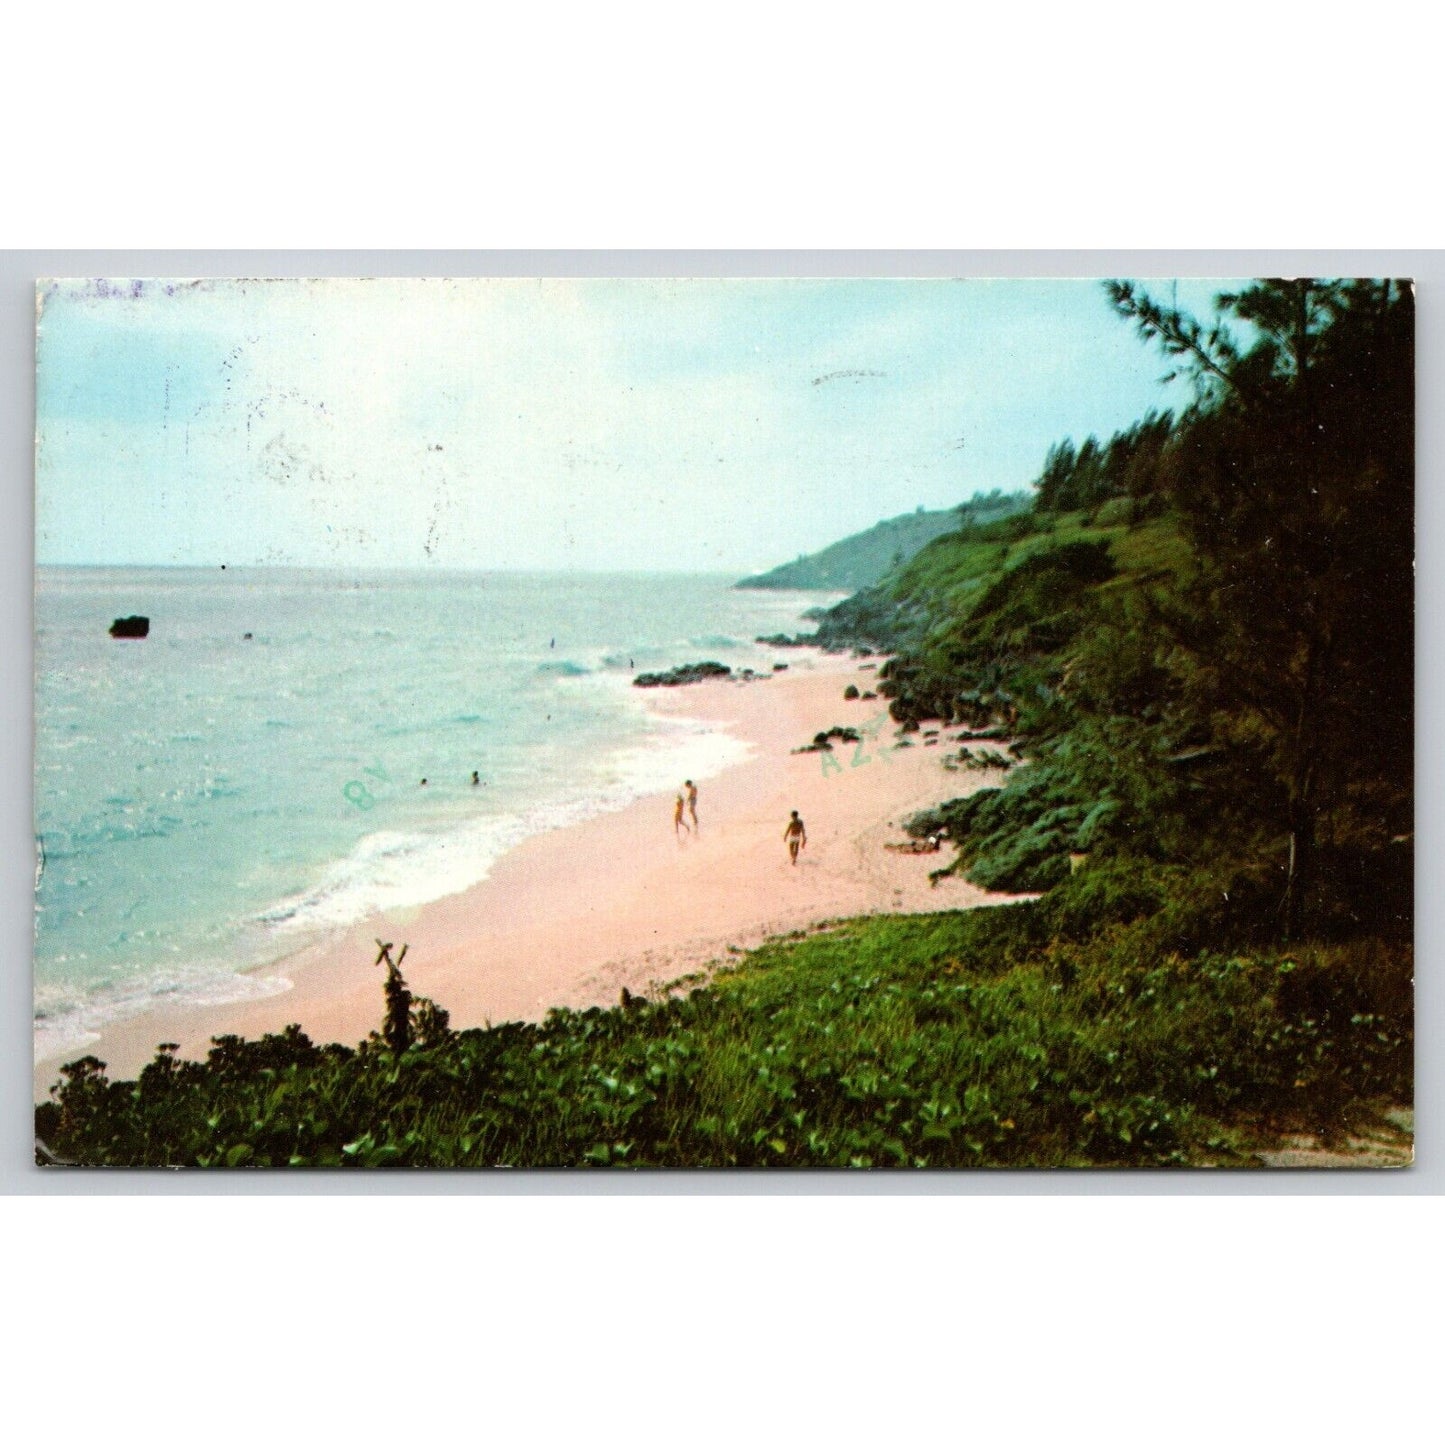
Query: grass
36 869 1412 1169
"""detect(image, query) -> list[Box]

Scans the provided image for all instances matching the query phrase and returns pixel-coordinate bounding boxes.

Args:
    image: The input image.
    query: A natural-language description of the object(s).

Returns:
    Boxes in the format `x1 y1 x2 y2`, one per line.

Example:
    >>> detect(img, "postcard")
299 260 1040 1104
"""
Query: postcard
32 275 1413 1167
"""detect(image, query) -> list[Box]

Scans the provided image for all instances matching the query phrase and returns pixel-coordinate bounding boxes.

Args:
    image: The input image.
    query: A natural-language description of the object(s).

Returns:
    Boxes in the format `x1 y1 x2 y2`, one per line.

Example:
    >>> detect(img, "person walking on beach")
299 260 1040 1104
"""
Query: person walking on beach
783 809 807 865
685 779 699 832
674 793 691 838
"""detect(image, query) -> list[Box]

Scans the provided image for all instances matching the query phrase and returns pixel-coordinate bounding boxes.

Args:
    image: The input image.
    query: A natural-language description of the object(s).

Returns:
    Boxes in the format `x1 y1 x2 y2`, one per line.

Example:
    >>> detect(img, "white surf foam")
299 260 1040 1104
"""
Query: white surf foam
255 714 753 940
33 968 295 1065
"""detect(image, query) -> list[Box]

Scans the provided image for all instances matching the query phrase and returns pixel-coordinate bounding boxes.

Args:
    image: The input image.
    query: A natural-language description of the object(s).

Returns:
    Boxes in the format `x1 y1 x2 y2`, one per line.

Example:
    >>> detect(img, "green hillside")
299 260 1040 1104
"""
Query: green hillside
736 489 1029 591
815 302 1411 910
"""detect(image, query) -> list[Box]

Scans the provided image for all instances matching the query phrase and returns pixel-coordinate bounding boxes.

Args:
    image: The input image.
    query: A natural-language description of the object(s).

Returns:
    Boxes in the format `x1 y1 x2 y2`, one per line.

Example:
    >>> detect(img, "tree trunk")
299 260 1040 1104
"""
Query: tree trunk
1283 620 1324 942
1283 799 1316 943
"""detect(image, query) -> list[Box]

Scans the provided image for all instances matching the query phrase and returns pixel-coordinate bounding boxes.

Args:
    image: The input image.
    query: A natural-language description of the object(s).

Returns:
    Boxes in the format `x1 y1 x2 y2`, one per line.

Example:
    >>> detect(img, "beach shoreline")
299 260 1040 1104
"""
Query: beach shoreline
34 652 1023 1100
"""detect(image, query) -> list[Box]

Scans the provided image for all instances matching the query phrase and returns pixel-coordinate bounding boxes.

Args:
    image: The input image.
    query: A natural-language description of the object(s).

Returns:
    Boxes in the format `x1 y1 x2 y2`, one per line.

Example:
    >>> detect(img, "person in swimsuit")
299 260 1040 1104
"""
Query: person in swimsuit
783 810 806 864
685 779 699 831
674 794 691 837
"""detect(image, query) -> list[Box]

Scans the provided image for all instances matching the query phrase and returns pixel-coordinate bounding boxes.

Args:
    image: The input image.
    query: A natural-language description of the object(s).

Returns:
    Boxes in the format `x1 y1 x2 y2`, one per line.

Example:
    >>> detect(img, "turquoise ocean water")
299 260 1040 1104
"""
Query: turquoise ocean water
34 568 836 1060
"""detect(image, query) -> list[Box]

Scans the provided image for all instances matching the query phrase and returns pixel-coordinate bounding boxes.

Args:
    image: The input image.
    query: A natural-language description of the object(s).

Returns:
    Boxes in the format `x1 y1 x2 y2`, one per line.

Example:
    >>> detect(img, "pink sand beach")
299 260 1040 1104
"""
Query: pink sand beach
35 655 1022 1097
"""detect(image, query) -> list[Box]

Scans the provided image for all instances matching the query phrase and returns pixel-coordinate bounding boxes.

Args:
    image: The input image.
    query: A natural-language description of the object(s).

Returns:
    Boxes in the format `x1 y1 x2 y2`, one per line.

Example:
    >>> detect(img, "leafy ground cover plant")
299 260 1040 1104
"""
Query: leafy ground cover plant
36 868 1411 1168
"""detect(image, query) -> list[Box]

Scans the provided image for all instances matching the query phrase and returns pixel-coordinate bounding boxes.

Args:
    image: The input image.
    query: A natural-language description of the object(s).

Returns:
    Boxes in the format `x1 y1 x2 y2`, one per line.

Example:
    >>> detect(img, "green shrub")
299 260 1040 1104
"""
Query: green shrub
35 894 1412 1169
1092 496 1135 528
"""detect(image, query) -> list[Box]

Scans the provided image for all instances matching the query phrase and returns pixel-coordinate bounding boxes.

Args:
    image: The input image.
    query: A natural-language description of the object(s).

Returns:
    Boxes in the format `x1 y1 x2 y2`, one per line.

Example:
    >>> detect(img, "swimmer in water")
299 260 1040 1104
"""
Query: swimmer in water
783 810 806 864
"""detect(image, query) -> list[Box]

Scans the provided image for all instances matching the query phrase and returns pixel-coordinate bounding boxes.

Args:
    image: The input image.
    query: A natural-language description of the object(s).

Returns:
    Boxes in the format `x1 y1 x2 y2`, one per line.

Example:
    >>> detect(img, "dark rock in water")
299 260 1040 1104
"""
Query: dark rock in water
242 632 253 640
633 661 732 688
773 663 788 671
755 632 819 648
109 616 149 639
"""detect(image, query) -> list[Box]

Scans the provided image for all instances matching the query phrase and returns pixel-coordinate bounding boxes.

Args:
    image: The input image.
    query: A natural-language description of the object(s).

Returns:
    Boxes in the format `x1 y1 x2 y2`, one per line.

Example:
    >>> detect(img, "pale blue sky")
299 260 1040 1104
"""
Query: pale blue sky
35 277 1231 572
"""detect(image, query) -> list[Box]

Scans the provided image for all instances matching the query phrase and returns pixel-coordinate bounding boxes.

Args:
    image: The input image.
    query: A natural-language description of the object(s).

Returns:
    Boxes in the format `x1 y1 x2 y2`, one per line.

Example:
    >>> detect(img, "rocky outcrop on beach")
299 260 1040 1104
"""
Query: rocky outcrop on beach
755 632 818 648
793 725 862 753
632 661 732 688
